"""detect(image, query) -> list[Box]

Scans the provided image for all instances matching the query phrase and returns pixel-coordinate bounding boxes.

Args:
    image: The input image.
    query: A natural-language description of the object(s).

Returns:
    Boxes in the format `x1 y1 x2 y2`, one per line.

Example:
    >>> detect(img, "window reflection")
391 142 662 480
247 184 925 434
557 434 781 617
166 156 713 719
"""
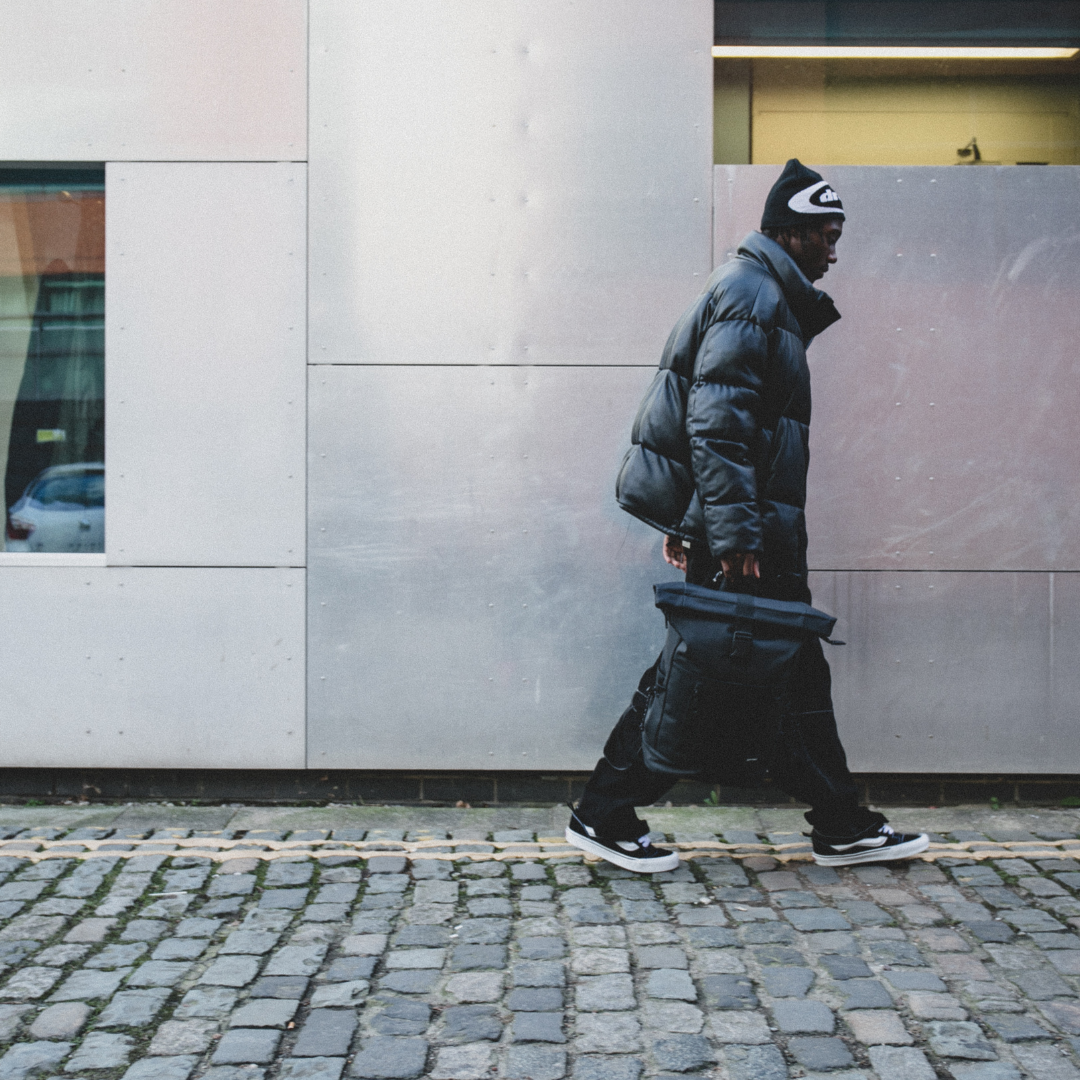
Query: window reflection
0 169 104 552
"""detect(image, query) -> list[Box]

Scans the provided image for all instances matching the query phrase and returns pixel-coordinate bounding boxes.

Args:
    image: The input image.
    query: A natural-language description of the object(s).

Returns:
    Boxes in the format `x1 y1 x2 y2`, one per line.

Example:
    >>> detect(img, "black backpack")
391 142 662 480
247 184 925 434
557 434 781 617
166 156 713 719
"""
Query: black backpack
641 582 839 778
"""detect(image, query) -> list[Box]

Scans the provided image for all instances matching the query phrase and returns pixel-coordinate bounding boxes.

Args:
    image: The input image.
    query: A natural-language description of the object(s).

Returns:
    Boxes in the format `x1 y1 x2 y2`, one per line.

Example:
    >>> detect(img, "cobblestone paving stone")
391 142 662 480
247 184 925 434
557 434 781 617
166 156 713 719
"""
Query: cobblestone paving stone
4 819 1080 1078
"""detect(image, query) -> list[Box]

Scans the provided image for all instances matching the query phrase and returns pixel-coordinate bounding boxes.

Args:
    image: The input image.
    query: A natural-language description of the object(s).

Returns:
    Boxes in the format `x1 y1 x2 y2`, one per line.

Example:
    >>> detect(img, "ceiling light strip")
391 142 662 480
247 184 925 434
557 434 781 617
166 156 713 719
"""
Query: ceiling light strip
712 45 1079 60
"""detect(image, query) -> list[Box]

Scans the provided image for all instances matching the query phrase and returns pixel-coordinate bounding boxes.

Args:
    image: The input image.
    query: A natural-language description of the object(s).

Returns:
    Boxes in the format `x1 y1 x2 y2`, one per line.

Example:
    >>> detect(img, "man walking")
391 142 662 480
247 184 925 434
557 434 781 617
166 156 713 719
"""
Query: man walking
567 160 928 873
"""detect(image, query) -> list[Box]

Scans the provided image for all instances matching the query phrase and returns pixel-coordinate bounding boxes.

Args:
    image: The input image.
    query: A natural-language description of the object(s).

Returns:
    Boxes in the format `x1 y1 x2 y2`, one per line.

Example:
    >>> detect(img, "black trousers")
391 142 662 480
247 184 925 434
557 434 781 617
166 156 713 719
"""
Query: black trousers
576 548 878 841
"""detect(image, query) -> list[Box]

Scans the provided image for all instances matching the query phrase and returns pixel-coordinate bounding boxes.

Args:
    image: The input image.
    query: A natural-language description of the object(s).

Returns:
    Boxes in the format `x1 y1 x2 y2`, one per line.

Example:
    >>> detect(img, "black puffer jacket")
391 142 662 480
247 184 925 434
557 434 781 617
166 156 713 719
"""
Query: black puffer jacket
616 231 840 589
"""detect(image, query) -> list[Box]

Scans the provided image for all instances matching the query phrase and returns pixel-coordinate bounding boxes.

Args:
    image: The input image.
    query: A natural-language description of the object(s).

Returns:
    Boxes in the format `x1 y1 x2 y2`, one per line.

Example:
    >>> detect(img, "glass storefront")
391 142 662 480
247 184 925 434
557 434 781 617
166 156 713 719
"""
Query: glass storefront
0 168 104 552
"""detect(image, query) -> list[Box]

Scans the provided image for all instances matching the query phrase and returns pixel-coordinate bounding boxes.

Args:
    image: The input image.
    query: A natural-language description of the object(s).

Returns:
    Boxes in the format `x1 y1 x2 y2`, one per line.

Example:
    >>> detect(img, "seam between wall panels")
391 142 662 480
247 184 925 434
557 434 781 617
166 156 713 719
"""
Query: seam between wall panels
304 0 311 770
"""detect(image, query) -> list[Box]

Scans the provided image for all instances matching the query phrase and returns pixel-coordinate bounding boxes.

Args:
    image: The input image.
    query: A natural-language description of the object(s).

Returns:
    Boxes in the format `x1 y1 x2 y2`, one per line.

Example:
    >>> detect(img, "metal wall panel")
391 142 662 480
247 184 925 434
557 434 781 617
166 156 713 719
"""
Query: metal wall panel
0 567 304 769
309 0 712 366
307 365 680 770
814 570 1080 774
0 0 305 161
107 163 306 567
716 165 1080 571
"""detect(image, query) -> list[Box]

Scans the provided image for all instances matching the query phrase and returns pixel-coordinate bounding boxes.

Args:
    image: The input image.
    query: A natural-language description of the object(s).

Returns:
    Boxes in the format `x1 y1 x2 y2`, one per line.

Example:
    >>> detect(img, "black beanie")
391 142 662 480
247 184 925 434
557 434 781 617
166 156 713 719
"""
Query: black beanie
760 158 844 230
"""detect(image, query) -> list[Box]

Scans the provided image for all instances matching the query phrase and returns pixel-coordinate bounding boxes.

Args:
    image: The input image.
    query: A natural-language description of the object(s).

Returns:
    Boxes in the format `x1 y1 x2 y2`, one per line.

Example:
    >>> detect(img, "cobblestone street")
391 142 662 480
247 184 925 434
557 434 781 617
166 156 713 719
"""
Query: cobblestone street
3 805 1080 1080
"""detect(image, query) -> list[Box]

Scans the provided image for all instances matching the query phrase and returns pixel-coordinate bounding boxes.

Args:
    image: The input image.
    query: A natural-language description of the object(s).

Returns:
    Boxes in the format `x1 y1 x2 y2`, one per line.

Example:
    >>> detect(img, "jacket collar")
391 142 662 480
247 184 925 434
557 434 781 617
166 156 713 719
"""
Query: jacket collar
736 231 841 342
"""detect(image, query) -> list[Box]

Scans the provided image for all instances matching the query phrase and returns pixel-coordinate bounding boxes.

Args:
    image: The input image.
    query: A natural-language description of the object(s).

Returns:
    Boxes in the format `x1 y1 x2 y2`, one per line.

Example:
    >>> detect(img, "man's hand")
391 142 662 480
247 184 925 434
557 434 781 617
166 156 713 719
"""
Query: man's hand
663 535 687 572
720 552 761 580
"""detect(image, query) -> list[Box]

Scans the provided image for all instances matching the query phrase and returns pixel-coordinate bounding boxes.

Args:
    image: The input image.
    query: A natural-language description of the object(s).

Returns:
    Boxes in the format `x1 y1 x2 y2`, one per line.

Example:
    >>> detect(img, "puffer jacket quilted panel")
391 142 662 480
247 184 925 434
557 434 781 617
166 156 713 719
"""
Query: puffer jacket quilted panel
616 231 840 585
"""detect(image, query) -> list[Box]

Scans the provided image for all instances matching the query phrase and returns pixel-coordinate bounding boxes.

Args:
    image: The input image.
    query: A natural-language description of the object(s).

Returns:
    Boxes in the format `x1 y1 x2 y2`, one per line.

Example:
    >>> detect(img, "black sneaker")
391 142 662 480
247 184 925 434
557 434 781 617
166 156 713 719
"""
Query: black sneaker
812 823 929 866
565 813 679 874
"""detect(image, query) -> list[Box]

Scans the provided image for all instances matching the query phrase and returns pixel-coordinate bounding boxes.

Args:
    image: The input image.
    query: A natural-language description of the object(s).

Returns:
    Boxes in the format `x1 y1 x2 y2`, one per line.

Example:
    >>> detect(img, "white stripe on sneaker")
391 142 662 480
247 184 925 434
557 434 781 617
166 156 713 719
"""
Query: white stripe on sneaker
832 835 888 852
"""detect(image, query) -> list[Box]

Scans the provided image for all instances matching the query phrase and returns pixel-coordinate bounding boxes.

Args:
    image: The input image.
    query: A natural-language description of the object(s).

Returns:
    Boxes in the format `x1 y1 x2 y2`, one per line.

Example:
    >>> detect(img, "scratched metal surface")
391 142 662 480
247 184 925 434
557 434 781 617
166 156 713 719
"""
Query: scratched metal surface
716 165 1080 571
308 0 713 366
814 569 1080 773
306 365 679 770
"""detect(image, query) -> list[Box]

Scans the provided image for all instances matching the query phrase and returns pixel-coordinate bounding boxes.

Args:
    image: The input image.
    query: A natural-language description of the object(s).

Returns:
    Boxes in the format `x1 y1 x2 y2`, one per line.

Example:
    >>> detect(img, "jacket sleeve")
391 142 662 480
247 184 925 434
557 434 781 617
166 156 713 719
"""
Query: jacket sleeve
686 315 766 556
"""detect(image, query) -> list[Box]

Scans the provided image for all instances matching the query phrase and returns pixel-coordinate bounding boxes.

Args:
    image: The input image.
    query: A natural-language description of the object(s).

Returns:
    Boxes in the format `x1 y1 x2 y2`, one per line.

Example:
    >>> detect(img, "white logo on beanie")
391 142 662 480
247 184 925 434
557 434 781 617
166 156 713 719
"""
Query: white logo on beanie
787 180 843 214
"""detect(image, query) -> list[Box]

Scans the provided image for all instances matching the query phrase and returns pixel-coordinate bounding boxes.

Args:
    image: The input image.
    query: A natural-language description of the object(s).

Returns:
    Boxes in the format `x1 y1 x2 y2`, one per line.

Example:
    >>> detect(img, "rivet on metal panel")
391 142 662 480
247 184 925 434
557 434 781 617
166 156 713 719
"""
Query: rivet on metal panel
931 179 937 183
896 327 902 332
897 253 903 258
897 179 903 183
895 477 900 481
929 477 934 481
896 402 901 406
895 585 900 589
930 402 935 406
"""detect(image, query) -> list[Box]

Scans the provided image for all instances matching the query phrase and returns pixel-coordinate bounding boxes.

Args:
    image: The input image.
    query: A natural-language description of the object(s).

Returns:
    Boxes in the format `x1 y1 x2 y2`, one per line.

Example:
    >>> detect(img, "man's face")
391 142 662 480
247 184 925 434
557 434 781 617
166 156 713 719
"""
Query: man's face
787 217 843 282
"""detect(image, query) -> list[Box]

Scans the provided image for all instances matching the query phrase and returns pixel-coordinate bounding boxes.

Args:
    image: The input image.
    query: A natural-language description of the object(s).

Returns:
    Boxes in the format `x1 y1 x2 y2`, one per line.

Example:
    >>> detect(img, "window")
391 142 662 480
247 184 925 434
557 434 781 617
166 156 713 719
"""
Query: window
0 167 104 552
715 58 1080 165
714 1 1080 165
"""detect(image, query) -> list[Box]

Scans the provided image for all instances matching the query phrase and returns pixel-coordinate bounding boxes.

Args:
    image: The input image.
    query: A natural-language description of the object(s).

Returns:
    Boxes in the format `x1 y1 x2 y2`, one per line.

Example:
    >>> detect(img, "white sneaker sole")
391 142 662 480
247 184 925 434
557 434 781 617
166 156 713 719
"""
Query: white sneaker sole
564 826 680 874
812 833 930 866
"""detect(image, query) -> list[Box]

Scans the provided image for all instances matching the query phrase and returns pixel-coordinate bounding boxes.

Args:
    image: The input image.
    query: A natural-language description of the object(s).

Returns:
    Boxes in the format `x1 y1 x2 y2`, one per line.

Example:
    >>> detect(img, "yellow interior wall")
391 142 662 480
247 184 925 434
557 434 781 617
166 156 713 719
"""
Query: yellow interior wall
714 59 751 165
714 61 1080 165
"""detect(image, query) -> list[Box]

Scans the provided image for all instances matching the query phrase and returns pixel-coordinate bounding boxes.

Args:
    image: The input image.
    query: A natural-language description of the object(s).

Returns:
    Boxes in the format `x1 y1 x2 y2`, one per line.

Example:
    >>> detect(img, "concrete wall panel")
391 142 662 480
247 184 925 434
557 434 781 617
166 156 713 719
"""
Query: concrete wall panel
106 163 306 567
0 0 305 161
0 567 304 769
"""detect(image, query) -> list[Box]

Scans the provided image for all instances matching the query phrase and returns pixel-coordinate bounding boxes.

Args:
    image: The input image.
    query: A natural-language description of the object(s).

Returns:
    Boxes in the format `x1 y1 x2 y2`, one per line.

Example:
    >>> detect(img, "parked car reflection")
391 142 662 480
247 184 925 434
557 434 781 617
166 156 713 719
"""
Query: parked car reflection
5 463 104 552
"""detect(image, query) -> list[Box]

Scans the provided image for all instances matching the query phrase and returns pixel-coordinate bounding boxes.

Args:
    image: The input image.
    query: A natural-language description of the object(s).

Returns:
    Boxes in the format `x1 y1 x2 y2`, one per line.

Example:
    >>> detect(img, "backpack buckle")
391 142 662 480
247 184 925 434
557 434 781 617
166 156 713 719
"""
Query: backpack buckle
730 630 753 658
